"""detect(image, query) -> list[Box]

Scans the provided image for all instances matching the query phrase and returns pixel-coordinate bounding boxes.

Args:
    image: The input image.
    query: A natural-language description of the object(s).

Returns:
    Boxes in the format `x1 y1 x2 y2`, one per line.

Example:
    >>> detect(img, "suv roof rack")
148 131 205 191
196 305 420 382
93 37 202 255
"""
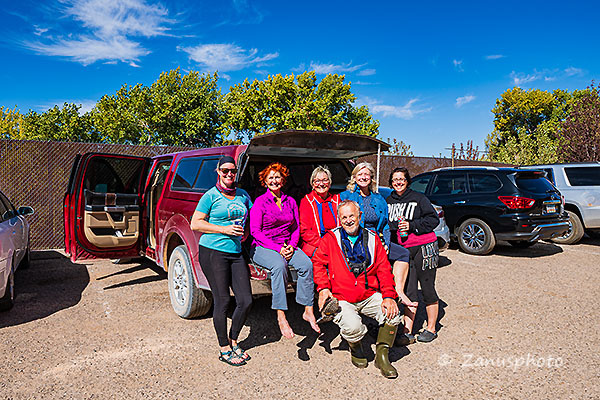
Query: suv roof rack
431 166 500 172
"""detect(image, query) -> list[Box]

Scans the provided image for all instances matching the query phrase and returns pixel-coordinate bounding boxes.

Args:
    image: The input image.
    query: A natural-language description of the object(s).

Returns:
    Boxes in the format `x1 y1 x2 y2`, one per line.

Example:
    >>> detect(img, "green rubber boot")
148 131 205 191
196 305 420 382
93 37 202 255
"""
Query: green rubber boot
374 323 398 379
348 340 368 368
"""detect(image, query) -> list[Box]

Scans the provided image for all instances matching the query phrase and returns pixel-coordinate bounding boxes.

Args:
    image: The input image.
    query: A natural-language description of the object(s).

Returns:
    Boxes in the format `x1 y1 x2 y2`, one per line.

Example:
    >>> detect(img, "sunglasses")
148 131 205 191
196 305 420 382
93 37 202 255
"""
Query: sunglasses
219 168 238 175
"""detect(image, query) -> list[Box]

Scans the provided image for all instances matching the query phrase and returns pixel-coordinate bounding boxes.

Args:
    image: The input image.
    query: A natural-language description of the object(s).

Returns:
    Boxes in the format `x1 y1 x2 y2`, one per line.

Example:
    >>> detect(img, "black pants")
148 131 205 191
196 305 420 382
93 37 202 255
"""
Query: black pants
405 242 439 305
199 245 253 347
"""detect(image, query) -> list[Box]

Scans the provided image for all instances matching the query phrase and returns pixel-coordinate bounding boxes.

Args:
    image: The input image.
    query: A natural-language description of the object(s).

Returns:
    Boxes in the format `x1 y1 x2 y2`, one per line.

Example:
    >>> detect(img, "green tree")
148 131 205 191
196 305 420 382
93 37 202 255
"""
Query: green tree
223 71 380 141
90 69 224 146
486 87 572 164
0 106 23 139
559 83 600 162
19 103 96 142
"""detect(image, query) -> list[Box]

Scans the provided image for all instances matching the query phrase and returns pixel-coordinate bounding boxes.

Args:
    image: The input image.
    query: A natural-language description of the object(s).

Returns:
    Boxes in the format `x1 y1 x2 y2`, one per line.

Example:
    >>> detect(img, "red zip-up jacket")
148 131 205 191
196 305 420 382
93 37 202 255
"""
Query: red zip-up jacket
312 227 398 303
299 191 340 257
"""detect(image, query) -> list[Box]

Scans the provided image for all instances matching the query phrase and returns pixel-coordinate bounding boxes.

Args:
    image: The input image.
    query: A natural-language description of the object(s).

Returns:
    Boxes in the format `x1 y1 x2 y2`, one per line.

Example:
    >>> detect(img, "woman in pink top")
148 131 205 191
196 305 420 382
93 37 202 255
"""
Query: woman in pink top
249 162 320 338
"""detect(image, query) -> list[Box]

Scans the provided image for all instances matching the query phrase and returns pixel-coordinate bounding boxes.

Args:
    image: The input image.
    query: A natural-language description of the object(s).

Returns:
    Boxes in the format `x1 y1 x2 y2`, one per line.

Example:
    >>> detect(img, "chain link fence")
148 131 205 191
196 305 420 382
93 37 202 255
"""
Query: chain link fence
0 139 195 250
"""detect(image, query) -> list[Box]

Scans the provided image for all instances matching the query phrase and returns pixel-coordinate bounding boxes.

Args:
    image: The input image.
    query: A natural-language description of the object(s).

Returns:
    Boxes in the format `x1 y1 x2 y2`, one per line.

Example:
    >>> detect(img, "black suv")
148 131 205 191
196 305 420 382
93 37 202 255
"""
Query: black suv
409 167 570 255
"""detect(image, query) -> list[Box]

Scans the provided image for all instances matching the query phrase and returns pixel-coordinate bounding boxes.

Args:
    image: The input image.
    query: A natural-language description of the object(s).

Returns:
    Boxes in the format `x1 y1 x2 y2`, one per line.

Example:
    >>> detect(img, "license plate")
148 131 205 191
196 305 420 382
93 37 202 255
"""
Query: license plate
545 205 556 213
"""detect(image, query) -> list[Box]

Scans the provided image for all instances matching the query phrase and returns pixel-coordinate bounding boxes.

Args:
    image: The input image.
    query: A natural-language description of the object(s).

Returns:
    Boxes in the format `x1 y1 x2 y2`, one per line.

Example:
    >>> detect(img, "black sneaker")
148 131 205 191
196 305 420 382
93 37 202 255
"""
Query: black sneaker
416 330 438 343
395 333 416 346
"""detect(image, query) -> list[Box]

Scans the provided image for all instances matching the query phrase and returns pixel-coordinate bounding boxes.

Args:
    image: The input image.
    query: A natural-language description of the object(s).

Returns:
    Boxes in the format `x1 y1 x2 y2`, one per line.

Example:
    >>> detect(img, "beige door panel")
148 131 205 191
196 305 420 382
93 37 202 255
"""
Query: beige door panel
83 210 139 248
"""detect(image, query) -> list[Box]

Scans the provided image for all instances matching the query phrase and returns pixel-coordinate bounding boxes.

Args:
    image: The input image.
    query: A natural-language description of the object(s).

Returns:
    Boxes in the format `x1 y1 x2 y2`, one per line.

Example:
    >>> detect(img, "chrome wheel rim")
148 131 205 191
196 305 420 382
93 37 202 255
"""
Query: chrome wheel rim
461 224 486 250
556 219 573 240
171 259 187 306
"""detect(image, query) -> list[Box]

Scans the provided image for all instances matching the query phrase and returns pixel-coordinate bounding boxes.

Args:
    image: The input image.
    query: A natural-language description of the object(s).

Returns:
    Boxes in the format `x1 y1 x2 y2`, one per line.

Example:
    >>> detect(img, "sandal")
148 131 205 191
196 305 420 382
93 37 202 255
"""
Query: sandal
232 345 251 361
219 350 246 366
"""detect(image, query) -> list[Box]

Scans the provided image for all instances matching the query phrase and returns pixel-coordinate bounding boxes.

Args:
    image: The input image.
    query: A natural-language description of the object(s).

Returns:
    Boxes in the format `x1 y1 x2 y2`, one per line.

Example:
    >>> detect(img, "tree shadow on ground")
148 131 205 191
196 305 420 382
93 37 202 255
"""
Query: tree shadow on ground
0 250 90 329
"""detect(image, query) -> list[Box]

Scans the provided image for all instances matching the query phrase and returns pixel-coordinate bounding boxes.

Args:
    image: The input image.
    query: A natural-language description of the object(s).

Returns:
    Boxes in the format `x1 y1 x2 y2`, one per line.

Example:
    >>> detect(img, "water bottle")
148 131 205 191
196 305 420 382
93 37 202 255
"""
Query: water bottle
398 216 408 239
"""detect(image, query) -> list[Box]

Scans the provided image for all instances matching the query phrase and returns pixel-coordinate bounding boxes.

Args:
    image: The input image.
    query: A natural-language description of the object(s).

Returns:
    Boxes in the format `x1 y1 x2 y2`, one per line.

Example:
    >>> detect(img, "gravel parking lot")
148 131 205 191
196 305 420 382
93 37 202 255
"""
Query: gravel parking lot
2 239 599 399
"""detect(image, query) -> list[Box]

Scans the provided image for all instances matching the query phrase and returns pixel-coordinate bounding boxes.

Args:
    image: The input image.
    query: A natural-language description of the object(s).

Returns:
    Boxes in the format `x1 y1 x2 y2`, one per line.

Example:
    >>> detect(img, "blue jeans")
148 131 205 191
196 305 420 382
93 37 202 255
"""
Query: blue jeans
250 246 314 310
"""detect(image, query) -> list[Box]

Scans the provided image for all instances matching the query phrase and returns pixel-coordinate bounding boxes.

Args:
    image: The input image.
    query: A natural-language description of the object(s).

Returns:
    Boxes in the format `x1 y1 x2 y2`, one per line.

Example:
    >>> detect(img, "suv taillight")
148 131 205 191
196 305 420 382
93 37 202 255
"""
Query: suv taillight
498 196 535 209
437 209 444 218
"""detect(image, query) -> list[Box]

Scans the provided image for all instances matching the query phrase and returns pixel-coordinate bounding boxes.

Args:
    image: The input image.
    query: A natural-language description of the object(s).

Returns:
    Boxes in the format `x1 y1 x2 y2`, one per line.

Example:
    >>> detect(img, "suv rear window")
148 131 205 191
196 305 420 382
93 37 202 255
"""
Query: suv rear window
564 166 600 186
513 172 556 193
469 173 502 193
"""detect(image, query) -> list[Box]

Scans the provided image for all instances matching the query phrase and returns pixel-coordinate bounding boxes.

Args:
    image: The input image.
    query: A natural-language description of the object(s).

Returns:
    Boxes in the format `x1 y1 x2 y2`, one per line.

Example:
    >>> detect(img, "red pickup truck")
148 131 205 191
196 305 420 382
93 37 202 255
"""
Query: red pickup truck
64 130 389 318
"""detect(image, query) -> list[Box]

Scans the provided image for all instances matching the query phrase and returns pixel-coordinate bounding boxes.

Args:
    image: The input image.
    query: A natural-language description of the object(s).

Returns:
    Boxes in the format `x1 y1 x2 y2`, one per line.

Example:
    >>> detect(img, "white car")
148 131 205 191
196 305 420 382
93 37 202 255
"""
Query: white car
0 189 33 311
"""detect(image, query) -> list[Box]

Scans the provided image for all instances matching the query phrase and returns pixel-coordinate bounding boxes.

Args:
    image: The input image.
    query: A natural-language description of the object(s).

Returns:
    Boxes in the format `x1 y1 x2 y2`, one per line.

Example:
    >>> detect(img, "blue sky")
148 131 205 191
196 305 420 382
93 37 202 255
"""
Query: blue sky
0 0 597 156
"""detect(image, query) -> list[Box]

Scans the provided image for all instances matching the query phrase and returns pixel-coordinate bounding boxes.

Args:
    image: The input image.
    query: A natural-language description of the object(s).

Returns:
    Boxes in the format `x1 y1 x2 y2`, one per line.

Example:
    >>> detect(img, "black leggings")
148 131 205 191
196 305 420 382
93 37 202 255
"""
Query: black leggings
199 245 253 347
405 242 439 305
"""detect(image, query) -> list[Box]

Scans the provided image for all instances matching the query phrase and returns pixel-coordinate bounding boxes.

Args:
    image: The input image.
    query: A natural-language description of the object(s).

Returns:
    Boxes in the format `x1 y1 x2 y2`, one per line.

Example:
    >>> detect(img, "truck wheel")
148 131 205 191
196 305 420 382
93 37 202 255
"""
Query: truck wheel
457 218 496 255
0 265 15 311
168 245 212 319
552 210 584 245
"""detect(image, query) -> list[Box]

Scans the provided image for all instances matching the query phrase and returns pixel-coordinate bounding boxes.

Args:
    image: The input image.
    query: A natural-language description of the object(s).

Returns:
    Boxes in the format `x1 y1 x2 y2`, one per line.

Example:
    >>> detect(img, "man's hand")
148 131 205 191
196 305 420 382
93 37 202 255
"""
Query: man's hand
318 289 333 311
381 298 399 319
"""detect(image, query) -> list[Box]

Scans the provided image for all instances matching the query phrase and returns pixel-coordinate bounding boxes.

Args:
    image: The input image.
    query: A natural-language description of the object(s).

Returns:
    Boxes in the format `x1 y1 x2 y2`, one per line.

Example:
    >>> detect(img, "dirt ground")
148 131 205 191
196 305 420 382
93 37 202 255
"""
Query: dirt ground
2 238 599 400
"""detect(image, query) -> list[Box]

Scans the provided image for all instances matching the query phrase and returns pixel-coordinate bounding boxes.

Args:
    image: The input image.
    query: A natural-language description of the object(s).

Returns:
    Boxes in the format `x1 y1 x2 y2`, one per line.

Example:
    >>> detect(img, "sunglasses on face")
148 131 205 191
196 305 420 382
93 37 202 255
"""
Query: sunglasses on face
219 168 238 175
392 178 407 183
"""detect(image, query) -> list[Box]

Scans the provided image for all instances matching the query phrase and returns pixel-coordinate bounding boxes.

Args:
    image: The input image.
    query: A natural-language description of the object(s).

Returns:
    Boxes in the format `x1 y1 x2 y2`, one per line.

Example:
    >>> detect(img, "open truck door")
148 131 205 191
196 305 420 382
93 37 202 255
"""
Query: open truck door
64 153 150 262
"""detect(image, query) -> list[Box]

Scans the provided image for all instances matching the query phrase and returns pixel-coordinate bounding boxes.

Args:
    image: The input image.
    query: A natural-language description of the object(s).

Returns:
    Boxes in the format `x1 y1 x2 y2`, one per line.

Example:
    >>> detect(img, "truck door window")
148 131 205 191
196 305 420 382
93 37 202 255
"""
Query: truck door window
193 159 219 191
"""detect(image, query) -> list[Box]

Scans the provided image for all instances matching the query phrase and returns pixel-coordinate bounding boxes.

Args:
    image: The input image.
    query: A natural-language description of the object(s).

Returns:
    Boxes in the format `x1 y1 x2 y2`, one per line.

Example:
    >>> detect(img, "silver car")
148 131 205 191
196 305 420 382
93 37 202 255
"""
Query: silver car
519 163 600 244
0 189 33 311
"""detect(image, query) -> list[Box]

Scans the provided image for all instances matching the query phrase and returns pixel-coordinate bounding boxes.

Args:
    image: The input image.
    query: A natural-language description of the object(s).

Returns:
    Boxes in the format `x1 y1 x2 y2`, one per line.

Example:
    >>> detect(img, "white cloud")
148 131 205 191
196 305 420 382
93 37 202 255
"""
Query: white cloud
179 43 278 72
33 25 49 36
453 59 464 72
565 67 583 76
510 70 543 85
26 35 149 66
510 67 585 86
365 98 431 120
308 61 366 74
455 95 476 108
485 54 505 60
25 0 173 65
357 68 376 76
65 0 173 38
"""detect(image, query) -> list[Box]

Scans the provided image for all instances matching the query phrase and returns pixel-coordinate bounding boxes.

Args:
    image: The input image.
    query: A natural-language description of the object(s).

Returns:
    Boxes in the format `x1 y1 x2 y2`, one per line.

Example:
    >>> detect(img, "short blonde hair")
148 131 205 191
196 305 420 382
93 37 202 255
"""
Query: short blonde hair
310 166 332 188
346 162 377 193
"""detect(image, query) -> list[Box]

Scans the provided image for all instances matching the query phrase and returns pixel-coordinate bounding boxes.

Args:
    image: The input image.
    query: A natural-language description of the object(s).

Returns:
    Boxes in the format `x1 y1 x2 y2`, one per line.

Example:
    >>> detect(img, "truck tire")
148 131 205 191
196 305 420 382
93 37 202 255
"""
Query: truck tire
457 218 496 255
552 210 584 245
168 245 212 319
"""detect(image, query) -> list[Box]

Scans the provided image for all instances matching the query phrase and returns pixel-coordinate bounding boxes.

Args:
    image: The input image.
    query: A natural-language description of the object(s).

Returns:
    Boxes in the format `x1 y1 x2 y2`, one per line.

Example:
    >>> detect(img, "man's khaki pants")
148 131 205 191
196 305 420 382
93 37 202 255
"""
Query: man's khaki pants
333 292 401 343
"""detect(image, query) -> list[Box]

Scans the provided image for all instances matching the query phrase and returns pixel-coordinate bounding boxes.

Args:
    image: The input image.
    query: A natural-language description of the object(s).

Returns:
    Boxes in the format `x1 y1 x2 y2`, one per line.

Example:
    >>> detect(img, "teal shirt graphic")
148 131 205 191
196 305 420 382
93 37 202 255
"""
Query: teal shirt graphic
195 186 252 254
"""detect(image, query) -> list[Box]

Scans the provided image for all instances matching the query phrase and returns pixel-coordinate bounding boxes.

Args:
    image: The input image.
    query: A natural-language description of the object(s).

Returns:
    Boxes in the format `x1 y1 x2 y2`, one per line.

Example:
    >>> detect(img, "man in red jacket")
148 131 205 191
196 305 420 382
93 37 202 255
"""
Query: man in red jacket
313 200 401 379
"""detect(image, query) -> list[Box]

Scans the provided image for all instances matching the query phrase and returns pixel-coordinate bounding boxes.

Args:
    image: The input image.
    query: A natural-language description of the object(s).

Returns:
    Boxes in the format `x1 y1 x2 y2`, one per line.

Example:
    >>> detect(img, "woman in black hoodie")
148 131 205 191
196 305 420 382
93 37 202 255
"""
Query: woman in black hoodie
386 167 441 343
